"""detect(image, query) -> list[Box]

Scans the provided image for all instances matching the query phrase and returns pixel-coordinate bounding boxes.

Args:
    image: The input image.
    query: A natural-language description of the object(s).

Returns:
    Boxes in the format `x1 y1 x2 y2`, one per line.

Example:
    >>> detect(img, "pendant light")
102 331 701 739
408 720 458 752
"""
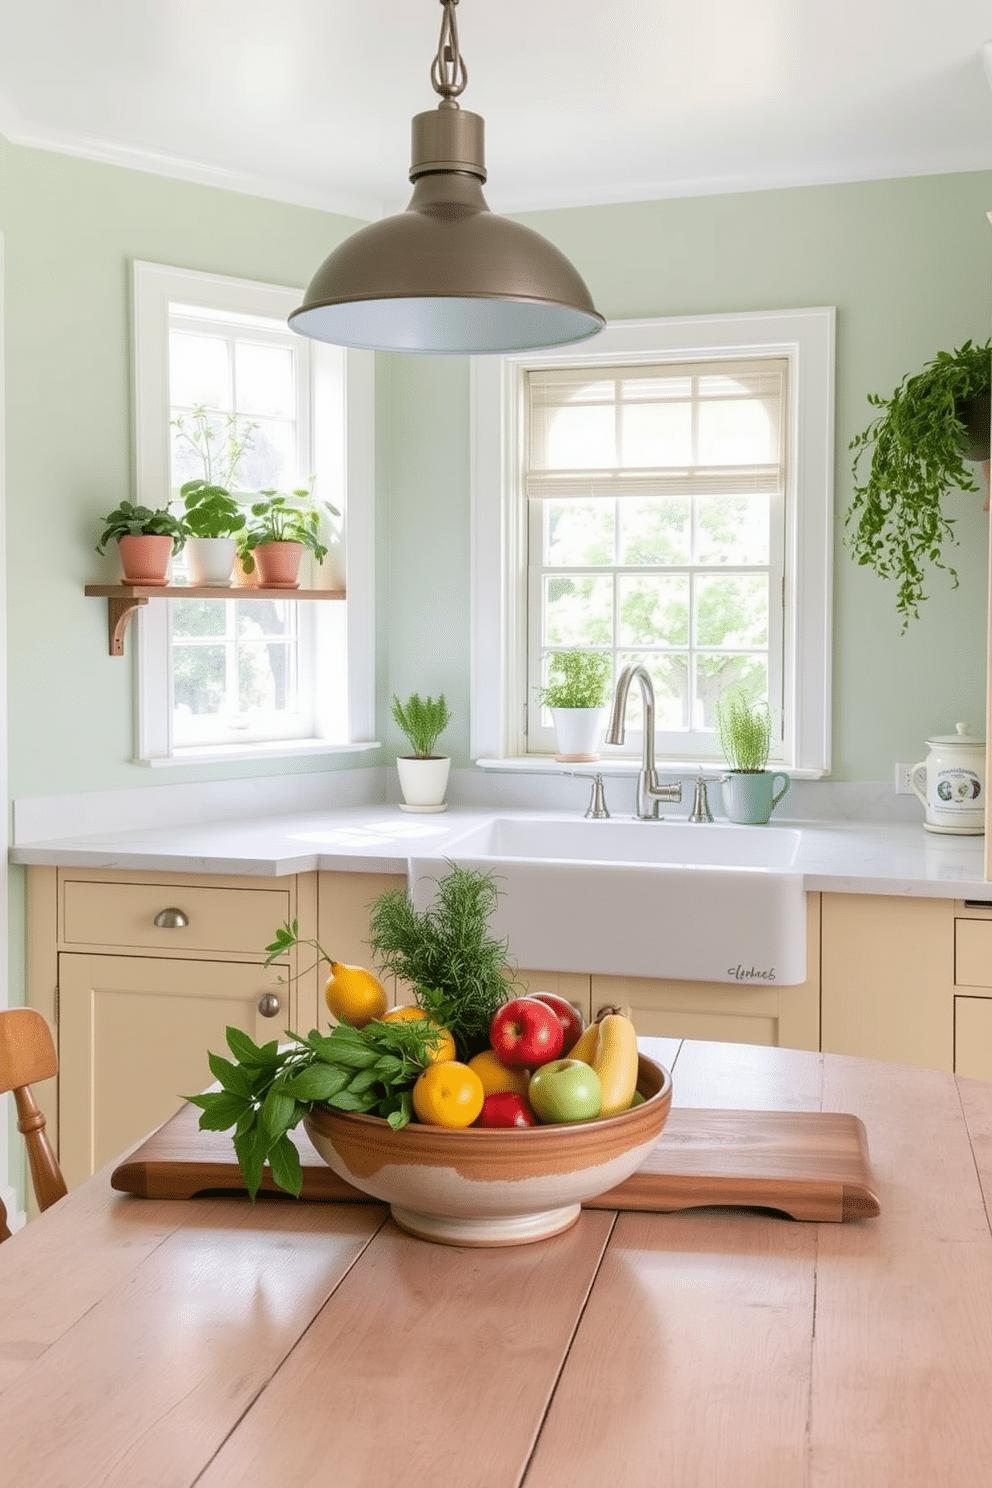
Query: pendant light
289 0 604 355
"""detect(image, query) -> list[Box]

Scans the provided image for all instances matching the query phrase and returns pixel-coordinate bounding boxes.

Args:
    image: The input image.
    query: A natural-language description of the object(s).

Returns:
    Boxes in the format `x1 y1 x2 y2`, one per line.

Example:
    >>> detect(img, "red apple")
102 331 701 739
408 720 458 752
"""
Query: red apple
527 1059 603 1124
490 997 564 1068
475 1091 538 1128
526 991 585 1055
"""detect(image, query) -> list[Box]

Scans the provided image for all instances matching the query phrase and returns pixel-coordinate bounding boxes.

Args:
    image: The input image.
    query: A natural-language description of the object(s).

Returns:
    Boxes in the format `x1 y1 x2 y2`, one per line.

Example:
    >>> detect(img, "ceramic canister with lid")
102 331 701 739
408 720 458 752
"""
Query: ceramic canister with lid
909 722 985 835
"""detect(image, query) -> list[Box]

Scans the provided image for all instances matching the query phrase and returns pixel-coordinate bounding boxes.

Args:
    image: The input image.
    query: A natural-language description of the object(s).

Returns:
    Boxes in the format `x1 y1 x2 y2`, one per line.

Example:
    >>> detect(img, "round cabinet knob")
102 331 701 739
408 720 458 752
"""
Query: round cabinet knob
153 908 189 929
257 993 282 1018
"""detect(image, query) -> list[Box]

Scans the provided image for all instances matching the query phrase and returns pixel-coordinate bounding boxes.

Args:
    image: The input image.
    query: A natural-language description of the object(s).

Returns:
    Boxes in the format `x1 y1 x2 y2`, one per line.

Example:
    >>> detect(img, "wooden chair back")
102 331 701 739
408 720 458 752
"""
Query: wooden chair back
0 1008 68 1240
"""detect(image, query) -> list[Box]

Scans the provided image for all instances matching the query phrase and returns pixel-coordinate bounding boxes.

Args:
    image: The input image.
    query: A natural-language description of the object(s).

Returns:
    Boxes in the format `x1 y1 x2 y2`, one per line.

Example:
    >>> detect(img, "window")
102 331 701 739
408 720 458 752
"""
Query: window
131 263 376 764
470 310 834 775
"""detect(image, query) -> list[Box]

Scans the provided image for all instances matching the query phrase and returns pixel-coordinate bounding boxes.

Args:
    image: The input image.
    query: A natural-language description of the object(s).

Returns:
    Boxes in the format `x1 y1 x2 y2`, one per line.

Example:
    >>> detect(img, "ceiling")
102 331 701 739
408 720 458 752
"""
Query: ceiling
0 1 990 221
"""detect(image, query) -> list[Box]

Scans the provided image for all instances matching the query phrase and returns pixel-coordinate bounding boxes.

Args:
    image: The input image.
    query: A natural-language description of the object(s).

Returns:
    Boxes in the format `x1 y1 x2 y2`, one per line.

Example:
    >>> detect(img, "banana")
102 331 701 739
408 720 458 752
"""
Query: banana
568 1021 600 1065
592 1013 639 1116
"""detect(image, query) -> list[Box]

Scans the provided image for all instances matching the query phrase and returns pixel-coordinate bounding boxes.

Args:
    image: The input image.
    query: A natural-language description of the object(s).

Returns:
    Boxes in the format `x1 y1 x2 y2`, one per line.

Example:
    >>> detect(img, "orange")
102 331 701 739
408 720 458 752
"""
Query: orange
468 1048 531 1098
412 1061 485 1128
324 962 388 1028
381 1005 456 1063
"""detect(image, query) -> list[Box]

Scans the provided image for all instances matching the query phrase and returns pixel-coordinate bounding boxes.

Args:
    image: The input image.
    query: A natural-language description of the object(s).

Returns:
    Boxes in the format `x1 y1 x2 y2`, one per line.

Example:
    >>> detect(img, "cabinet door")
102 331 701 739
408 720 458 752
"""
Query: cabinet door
58 953 290 1188
821 894 954 1070
954 997 992 1080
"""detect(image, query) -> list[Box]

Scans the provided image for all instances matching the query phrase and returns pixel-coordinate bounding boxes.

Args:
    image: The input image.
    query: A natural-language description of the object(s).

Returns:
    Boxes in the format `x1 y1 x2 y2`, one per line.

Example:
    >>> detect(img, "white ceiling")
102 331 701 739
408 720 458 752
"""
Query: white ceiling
0 1 990 220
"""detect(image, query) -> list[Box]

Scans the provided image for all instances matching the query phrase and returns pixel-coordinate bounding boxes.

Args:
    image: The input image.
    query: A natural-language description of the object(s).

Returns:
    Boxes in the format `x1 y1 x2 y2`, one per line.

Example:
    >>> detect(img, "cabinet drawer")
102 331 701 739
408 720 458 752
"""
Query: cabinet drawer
954 996 992 1080
955 919 992 988
62 879 290 956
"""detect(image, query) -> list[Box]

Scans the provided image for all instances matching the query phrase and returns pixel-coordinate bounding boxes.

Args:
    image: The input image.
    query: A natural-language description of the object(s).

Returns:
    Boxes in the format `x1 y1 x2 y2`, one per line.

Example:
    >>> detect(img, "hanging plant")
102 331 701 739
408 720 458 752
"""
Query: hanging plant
845 338 991 627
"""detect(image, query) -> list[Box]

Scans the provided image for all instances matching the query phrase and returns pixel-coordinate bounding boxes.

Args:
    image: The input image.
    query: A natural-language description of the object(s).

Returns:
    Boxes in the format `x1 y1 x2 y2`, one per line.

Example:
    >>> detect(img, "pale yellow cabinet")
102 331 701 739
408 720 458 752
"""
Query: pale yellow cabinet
952 914 992 1079
26 866 318 1190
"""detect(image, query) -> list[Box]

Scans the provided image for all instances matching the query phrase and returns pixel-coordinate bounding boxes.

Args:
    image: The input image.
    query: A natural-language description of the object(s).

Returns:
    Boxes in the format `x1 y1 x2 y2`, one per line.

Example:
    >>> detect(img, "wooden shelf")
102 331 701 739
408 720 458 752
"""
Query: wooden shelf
85 583 346 656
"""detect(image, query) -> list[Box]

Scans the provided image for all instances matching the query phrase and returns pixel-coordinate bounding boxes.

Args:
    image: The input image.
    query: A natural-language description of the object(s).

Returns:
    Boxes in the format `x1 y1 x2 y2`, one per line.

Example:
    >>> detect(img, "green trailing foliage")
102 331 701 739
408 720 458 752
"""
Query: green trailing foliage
391 692 452 758
535 650 612 709
367 864 514 1060
714 687 771 773
846 339 991 627
96 501 186 554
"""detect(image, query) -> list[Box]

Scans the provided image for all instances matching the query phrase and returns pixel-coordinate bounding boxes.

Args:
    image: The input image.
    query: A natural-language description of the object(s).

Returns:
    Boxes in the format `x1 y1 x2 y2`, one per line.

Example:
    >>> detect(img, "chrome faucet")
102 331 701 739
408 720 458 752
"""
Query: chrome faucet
606 664 682 820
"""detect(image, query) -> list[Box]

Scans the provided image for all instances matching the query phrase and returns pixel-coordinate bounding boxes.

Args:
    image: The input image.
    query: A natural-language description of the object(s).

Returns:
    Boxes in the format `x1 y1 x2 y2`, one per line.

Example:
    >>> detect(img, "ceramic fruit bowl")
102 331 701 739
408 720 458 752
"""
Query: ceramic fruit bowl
303 1053 672 1248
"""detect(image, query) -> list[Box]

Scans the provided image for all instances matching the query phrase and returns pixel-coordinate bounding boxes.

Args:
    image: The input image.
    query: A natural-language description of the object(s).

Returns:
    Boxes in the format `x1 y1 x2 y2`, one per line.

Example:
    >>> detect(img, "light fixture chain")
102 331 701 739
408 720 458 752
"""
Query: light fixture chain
431 0 467 104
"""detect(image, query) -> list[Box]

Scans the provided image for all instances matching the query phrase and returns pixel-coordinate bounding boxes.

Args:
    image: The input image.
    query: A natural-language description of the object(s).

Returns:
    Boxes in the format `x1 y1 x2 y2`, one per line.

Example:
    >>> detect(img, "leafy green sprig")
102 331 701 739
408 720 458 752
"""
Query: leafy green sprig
187 1017 443 1199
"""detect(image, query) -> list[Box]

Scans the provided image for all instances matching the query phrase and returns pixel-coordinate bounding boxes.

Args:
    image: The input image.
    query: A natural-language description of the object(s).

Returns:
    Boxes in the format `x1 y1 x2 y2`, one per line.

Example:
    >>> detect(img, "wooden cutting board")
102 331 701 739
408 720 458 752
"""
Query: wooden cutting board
111 1099 879 1222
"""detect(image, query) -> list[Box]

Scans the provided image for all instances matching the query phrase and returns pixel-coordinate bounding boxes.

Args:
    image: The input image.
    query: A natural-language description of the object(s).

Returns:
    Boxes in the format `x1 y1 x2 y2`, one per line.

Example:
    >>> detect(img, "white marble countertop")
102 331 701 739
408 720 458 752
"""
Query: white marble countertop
8 804 992 900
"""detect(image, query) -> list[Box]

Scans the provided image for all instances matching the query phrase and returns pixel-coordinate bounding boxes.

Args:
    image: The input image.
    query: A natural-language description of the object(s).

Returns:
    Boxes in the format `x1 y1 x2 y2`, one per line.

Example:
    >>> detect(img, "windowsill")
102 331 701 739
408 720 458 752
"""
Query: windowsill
138 740 382 768
474 756 827 781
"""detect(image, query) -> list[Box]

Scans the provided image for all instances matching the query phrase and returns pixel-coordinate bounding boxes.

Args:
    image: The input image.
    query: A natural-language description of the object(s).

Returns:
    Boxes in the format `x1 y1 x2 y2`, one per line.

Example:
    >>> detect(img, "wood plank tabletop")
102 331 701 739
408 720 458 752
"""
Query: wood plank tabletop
2 1037 991 1488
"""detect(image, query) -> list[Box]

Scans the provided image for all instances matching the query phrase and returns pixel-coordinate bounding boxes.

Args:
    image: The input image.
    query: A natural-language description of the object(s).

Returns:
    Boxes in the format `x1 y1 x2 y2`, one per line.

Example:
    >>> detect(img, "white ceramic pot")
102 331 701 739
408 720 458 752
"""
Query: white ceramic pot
551 707 608 762
186 537 236 587
910 722 985 835
396 756 451 813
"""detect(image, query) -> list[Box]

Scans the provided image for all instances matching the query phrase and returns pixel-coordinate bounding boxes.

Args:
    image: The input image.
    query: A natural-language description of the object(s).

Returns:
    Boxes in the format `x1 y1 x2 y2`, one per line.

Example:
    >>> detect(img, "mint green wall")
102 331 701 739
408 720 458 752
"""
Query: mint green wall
0 140 373 800
1 146 990 799
384 171 992 780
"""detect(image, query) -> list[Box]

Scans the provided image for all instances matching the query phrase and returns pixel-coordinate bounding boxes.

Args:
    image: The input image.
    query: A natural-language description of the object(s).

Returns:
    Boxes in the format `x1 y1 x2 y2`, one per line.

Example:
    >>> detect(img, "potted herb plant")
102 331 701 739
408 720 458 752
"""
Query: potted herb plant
172 406 255 586
238 485 338 589
96 501 186 586
845 338 992 627
714 687 790 825
391 692 453 811
535 649 612 761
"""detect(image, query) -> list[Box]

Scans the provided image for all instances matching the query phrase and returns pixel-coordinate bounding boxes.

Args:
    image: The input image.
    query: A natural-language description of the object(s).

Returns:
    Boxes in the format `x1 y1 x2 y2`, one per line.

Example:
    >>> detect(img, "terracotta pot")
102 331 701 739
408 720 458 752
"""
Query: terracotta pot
252 541 303 589
117 534 173 586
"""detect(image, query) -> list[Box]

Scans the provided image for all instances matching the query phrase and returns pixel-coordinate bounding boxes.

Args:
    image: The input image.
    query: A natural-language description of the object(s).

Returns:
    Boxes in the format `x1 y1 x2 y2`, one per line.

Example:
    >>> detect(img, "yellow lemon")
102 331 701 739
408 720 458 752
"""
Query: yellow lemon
412 1061 485 1128
324 962 388 1028
468 1048 531 1098
381 1005 456 1063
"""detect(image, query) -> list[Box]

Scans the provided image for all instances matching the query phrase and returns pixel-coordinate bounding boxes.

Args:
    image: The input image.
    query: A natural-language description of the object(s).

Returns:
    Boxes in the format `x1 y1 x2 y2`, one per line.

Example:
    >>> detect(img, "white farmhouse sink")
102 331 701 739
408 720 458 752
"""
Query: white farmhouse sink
409 815 807 986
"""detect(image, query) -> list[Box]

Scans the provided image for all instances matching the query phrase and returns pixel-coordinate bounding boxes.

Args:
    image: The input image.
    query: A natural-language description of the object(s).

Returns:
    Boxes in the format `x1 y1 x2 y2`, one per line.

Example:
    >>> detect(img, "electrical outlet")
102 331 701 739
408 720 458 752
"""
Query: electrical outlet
894 763 915 796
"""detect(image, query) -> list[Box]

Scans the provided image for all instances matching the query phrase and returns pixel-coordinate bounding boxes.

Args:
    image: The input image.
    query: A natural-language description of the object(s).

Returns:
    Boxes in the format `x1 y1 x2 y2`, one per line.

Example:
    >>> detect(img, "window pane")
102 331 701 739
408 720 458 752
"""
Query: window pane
237 419 296 491
619 496 690 565
621 401 692 466
544 574 613 645
546 501 615 566
696 494 770 565
237 598 294 639
169 331 231 409
695 575 768 649
171 599 228 638
173 644 228 715
618 575 689 647
235 342 296 418
617 651 689 731
239 641 296 711
695 654 768 729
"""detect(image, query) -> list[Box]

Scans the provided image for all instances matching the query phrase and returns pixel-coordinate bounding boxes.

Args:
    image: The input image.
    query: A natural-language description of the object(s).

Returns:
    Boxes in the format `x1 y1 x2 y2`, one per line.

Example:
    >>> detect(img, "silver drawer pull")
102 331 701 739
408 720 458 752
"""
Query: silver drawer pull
257 994 281 1018
153 908 189 929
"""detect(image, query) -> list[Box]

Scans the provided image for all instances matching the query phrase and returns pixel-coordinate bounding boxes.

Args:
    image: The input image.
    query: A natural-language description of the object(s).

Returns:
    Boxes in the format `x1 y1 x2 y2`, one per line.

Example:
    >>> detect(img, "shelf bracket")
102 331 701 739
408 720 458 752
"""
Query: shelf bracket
107 596 149 656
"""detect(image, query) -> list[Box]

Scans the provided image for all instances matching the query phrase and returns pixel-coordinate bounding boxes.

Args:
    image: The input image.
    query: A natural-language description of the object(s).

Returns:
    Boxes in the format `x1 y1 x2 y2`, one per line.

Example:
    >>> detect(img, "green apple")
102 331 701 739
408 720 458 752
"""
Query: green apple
527 1058 602 1124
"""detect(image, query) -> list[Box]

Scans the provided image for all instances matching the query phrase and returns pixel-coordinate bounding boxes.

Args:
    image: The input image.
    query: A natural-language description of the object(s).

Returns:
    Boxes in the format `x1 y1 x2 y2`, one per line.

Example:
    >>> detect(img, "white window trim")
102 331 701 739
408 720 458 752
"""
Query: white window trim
131 261 377 766
470 309 834 777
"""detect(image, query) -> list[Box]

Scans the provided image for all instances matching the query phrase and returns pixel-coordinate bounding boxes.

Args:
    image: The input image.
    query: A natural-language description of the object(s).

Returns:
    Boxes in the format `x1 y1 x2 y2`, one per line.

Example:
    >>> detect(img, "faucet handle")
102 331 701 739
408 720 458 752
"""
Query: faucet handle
562 769 610 818
688 773 729 824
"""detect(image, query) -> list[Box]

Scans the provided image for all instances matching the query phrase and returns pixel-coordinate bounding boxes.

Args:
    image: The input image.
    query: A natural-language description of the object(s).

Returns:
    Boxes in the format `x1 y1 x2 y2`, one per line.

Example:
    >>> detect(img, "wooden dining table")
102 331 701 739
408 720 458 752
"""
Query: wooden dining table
2 1035 992 1487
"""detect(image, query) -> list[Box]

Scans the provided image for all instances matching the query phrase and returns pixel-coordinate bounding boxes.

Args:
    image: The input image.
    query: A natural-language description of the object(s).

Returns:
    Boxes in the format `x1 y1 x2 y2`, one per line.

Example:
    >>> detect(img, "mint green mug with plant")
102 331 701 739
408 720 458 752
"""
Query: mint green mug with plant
714 687 790 824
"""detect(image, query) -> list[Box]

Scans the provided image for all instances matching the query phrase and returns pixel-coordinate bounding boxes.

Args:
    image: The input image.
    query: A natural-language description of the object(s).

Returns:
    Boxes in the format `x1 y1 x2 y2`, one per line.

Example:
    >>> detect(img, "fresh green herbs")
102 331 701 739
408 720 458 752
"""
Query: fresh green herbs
535 650 612 710
391 692 452 758
187 1017 443 1198
714 688 772 773
367 864 514 1060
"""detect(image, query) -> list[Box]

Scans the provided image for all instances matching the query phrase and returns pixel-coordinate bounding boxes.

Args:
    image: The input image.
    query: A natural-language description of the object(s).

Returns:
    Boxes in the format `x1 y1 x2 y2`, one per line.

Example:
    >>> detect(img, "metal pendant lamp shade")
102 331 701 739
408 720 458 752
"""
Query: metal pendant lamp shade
289 3 604 356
